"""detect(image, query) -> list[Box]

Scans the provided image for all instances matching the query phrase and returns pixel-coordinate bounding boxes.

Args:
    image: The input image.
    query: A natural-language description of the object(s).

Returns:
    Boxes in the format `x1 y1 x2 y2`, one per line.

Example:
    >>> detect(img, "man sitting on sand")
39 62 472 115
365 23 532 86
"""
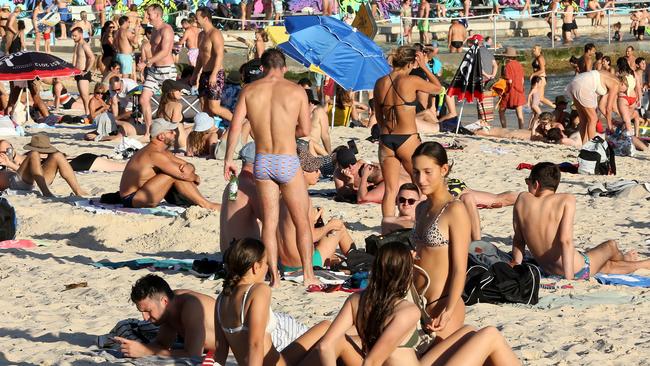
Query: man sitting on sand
114 274 216 358
512 162 650 279
380 183 422 234
119 119 220 210
278 149 354 273
219 142 260 253
0 135 87 197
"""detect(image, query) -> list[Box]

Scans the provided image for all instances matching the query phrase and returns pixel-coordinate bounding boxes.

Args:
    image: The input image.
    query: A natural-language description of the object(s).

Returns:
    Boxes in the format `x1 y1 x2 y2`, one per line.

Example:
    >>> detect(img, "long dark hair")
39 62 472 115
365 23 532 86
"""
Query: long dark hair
357 242 413 354
222 238 265 296
412 141 448 166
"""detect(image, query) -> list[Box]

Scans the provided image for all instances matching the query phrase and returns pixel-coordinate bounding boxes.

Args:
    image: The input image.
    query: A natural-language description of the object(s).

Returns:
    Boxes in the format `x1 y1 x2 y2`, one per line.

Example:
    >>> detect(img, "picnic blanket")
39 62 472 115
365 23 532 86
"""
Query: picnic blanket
93 258 225 279
595 273 650 288
74 199 186 217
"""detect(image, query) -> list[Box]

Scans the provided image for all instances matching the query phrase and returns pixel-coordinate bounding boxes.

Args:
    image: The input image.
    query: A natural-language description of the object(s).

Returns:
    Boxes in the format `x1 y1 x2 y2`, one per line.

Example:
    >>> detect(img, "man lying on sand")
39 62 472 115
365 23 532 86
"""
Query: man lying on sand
115 274 216 358
0 135 87 197
512 162 650 279
119 118 220 210
381 182 422 234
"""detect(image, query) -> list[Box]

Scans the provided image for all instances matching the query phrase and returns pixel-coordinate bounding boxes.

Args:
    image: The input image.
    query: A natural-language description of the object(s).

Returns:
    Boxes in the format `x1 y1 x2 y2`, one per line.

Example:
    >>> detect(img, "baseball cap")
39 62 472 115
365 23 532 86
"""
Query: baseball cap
161 79 187 95
239 142 256 165
335 147 357 168
193 112 214 132
468 34 484 42
150 118 178 137
297 142 322 173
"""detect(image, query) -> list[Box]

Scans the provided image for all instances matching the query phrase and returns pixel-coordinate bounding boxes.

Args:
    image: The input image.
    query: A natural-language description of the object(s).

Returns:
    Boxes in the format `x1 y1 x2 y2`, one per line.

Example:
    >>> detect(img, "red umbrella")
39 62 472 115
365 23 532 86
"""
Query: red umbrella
0 51 80 81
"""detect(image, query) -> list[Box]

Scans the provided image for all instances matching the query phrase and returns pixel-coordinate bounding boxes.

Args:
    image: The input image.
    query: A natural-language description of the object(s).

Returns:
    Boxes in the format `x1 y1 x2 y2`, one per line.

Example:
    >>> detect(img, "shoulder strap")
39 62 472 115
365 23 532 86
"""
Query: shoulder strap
240 284 256 325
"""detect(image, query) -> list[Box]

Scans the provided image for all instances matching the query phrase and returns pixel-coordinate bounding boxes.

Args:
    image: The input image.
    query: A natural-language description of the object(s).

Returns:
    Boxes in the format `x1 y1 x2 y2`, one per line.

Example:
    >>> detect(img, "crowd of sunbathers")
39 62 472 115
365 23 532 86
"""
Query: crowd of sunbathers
2 4 650 364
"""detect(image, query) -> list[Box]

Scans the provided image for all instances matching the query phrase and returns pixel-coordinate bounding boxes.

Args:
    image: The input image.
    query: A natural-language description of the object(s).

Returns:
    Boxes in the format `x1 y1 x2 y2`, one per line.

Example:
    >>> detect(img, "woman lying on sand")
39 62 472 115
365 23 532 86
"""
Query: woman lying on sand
317 242 520 365
214 238 360 366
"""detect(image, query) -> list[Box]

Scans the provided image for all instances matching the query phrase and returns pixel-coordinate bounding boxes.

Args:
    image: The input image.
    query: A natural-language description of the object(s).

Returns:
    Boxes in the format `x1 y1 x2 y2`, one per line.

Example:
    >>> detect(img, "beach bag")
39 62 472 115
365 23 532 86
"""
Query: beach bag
365 228 414 256
463 262 541 306
0 197 17 241
577 136 615 175
606 129 636 157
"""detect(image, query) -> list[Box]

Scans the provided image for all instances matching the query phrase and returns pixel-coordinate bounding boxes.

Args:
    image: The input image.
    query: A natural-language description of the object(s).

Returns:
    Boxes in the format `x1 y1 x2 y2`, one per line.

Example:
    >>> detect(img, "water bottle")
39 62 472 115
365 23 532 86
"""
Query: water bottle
228 175 238 201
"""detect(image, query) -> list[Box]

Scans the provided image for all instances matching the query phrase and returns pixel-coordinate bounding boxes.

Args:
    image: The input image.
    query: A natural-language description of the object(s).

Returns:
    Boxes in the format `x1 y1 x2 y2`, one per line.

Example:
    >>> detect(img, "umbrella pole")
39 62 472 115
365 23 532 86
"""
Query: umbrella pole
331 94 336 129
25 87 30 124
455 47 476 134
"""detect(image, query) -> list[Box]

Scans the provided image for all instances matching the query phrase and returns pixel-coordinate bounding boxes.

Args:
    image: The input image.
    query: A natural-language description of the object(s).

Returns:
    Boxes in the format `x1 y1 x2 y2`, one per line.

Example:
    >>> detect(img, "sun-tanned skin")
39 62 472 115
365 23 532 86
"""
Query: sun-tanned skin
224 50 319 288
119 129 220 210
512 164 650 279
380 185 421 234
72 28 95 116
219 161 261 252
115 289 216 358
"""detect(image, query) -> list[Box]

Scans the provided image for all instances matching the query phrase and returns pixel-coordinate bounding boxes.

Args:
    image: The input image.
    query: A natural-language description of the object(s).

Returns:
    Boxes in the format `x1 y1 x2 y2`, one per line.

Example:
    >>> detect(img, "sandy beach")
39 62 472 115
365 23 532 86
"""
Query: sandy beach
0 123 648 365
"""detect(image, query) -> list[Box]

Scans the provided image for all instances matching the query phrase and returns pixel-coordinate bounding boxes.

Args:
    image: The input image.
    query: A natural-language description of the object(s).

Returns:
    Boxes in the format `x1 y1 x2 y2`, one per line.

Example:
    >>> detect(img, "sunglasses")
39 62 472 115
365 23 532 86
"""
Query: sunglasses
398 197 417 205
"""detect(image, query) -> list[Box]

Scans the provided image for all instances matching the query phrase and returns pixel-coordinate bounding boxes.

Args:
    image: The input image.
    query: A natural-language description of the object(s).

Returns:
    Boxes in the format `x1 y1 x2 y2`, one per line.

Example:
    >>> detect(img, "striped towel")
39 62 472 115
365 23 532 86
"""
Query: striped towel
272 312 309 351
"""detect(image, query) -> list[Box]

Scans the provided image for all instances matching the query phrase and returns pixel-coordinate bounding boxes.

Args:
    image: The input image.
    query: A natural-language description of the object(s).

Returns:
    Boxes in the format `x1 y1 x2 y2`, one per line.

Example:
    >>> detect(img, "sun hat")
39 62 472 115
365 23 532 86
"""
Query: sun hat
193 112 214 132
499 47 519 58
150 118 178 137
23 134 58 153
161 79 187 95
239 142 256 165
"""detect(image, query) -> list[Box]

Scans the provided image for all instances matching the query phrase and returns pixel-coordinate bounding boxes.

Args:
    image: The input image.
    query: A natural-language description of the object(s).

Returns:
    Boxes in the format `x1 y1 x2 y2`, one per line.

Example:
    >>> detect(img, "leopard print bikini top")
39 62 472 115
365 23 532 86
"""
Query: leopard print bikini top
410 200 451 247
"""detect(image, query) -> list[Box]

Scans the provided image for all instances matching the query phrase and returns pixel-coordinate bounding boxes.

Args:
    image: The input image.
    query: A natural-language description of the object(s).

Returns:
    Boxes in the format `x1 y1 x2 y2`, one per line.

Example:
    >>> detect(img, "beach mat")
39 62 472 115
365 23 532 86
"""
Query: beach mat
74 199 186 217
283 269 349 284
595 273 650 288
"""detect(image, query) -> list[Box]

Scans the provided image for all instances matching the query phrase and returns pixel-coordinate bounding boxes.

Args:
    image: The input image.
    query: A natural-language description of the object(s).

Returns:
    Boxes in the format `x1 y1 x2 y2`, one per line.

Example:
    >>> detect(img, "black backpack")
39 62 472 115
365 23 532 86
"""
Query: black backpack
0 197 17 241
577 136 616 175
463 262 541 306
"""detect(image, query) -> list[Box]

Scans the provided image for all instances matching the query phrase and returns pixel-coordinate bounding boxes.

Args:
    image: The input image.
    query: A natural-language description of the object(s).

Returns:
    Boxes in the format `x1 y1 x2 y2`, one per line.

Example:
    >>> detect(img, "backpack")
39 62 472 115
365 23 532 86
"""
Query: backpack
462 262 541 306
0 197 17 241
577 136 616 175
365 228 414 256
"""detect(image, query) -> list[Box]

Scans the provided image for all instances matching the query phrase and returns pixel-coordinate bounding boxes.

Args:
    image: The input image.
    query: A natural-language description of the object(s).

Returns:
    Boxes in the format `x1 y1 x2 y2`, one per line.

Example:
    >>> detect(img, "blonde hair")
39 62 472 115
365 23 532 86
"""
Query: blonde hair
389 46 416 68
187 131 211 156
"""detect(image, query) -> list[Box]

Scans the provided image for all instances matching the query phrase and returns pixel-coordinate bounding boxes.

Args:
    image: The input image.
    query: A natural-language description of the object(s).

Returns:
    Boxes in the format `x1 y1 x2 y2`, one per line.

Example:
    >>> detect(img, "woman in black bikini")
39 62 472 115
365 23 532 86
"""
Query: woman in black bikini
530 45 555 108
100 21 116 75
373 46 442 217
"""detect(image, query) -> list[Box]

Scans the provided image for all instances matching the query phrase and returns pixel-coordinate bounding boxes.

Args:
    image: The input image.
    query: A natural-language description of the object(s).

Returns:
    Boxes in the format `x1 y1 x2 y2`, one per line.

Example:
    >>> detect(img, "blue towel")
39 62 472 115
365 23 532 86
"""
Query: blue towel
595 273 650 288
93 258 195 271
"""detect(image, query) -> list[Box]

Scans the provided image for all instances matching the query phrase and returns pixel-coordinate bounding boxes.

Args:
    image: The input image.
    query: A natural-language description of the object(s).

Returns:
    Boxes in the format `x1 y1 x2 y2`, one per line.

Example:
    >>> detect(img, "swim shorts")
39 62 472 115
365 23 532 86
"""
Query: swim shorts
198 69 226 101
253 153 300 184
187 48 199 66
143 65 178 94
280 249 323 273
450 41 463 49
562 23 572 32
115 53 133 74
58 7 71 22
74 71 92 82
418 20 429 32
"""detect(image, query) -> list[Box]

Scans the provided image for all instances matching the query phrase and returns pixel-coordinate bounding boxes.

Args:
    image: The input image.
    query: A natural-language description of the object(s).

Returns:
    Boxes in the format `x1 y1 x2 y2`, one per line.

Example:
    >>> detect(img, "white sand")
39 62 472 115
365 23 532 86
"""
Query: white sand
1 125 649 365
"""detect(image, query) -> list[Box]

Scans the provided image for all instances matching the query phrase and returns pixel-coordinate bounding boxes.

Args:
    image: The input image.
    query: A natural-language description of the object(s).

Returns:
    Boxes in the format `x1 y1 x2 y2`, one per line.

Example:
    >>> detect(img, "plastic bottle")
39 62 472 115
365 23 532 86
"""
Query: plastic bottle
228 175 238 201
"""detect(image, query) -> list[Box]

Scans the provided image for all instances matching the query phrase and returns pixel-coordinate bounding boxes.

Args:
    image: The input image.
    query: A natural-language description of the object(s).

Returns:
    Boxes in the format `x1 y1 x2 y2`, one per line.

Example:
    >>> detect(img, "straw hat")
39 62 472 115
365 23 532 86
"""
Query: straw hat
23 134 58 154
499 47 519 58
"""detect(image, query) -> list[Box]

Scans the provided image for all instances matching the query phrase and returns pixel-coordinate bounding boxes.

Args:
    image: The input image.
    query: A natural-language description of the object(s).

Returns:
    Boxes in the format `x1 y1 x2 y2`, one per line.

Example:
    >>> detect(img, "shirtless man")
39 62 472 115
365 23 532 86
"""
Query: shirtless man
223 49 318 287
561 0 574 44
71 27 95 117
638 9 649 41
305 89 331 156
447 19 466 54
115 16 136 80
115 274 217 358
119 118 220 210
512 162 650 280
178 18 199 67
72 11 93 43
138 4 176 139
3 6 19 54
0 136 87 197
219 142 260 252
278 155 354 273
577 43 596 74
191 8 232 122
380 182 421 234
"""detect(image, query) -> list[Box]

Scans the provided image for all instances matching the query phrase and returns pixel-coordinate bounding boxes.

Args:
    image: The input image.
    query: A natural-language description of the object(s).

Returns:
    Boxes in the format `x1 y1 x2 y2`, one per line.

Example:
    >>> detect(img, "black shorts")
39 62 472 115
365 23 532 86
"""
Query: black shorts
638 26 646 36
61 97 75 110
69 153 99 171
74 71 92 82
562 23 572 32
450 41 463 49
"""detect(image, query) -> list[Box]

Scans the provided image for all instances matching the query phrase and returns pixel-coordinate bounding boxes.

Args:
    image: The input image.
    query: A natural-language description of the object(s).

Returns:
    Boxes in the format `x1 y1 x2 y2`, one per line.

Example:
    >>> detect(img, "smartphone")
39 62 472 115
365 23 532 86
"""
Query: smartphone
347 139 358 155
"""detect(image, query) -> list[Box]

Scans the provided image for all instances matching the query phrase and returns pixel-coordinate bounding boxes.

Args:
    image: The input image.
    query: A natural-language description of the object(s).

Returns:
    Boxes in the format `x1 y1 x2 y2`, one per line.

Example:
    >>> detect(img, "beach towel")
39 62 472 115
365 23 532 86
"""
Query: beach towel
587 181 650 199
272 312 309 351
93 258 196 271
0 239 35 249
74 199 186 217
283 270 349 285
97 318 160 349
595 274 650 288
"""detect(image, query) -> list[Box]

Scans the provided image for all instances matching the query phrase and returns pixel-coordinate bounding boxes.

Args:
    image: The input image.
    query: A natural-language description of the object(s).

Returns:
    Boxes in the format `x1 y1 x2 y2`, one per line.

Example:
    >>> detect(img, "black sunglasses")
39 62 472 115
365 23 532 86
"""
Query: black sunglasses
398 197 417 205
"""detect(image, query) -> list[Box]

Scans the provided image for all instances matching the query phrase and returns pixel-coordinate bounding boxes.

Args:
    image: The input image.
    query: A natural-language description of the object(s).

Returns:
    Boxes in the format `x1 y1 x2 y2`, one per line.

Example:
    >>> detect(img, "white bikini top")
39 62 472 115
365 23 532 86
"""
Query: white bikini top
218 283 278 335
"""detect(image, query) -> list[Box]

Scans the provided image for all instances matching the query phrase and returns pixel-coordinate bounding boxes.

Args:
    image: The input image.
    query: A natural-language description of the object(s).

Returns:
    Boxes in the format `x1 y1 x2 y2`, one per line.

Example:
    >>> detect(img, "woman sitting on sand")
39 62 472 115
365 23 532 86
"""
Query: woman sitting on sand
186 112 220 157
156 80 190 152
374 46 442 217
410 142 470 339
317 242 521 365
214 238 360 366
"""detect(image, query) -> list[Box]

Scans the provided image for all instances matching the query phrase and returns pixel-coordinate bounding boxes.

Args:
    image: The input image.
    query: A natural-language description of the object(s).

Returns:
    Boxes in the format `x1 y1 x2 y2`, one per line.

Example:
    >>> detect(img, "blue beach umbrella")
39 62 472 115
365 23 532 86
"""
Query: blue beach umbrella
284 15 390 91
